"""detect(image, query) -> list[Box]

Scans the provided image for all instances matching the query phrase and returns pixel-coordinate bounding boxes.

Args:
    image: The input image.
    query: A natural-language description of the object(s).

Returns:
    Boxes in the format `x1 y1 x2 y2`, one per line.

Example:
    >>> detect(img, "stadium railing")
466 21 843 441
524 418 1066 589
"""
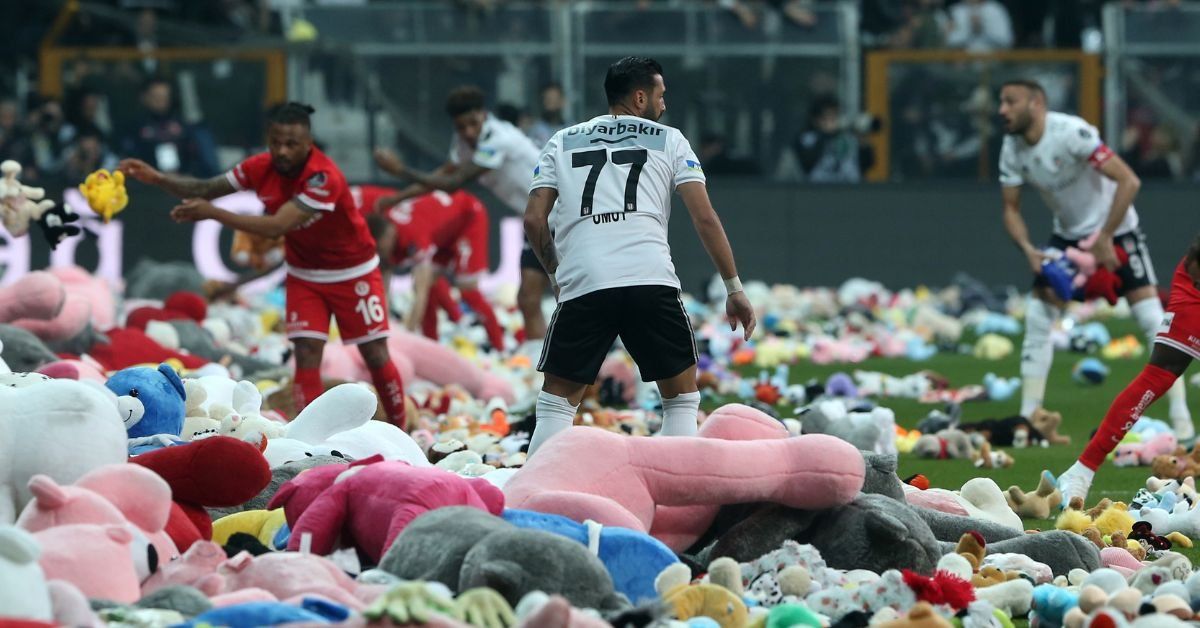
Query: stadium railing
863 49 1101 183
1103 3 1200 179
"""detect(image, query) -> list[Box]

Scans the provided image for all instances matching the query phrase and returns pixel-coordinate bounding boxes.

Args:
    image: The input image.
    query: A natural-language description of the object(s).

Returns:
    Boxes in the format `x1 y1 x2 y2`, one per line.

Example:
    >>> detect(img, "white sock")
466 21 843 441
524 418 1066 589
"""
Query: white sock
528 391 578 457
1064 460 1096 483
658 391 701 436
1131 298 1192 428
1020 297 1060 417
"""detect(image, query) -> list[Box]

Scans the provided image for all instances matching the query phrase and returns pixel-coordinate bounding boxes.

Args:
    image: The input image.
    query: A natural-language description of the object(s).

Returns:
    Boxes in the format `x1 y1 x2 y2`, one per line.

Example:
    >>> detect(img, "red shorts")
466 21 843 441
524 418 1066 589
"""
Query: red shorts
431 205 488 280
285 268 389 345
1155 259 1200 360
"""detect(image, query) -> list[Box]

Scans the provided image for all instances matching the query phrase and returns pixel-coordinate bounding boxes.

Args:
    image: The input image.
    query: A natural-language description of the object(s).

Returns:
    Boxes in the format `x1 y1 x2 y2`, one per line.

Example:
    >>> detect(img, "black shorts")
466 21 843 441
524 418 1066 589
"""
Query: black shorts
1033 227 1158 295
538 285 698 385
520 239 546 273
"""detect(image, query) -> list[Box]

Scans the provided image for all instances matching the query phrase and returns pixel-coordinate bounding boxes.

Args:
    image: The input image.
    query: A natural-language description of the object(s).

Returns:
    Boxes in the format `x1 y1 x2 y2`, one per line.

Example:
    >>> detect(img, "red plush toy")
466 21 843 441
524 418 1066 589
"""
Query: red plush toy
77 327 209 371
130 436 271 551
901 569 975 611
125 291 208 331
1081 246 1131 306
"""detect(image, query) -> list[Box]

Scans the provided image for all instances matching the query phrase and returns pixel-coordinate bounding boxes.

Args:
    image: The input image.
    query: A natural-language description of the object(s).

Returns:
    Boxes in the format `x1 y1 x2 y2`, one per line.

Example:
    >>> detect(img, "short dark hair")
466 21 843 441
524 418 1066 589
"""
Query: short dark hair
604 57 664 107
809 94 840 121
541 81 563 94
1002 79 1046 100
1188 234 1200 266
445 86 486 118
266 101 314 128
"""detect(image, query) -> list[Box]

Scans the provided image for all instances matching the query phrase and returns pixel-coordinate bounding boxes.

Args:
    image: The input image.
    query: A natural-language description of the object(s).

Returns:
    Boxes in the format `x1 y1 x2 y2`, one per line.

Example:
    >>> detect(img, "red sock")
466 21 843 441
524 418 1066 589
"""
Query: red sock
460 288 505 352
1079 363 1178 470
370 361 407 429
421 300 440 340
293 367 324 413
431 277 463 322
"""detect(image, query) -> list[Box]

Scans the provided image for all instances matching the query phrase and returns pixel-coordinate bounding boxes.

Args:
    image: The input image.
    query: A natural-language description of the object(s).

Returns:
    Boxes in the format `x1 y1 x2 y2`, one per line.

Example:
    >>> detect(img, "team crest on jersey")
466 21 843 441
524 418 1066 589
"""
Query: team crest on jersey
355 280 370 297
1161 312 1175 334
306 172 327 188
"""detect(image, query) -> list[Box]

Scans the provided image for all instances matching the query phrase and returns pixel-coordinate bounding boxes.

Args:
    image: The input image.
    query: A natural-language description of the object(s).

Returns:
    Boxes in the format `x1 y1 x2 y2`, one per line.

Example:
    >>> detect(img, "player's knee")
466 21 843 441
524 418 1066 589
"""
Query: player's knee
292 339 324 369
357 338 391 369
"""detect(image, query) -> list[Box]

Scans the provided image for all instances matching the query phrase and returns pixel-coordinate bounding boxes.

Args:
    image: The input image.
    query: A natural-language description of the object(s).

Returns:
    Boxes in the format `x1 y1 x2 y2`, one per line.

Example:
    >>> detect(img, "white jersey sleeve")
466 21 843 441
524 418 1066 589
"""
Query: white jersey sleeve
530 132 559 192
1061 117 1107 163
672 133 706 187
998 137 1023 187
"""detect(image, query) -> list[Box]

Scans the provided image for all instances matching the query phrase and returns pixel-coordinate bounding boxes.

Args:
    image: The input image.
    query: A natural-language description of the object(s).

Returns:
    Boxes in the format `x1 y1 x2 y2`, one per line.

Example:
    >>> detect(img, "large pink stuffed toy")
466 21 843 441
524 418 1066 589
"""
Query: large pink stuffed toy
0 271 64 323
503 404 865 552
217 551 382 610
34 524 144 604
16 465 179 566
268 454 505 563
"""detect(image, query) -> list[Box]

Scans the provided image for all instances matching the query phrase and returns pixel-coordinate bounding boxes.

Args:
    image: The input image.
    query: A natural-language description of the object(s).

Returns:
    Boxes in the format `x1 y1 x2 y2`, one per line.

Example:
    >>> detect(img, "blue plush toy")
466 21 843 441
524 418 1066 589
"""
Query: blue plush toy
1030 583 1079 628
105 362 187 454
502 508 679 604
176 598 349 627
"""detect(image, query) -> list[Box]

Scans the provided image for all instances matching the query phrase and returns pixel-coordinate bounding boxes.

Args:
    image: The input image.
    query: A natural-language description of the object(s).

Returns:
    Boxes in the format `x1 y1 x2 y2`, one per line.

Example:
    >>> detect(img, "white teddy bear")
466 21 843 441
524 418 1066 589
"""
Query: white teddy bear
0 160 55 237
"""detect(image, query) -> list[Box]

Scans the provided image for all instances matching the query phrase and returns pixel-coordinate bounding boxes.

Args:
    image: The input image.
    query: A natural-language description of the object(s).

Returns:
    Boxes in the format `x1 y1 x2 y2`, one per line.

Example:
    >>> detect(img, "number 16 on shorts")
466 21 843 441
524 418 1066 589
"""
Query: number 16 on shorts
354 279 385 325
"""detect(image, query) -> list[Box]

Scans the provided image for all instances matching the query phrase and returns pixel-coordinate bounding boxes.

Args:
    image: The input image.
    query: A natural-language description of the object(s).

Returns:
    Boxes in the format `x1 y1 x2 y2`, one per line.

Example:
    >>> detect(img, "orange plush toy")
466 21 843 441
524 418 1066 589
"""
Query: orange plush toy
230 230 284 271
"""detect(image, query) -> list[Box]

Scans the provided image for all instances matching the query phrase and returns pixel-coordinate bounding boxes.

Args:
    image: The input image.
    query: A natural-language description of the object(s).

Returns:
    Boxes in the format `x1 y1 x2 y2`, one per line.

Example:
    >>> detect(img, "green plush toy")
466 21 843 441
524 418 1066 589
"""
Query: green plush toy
765 603 823 628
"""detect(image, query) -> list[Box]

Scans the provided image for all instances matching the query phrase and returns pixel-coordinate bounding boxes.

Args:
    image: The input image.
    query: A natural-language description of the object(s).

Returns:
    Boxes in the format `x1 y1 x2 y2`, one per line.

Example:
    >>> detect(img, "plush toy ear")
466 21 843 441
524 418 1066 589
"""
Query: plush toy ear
0 526 40 564
159 362 186 400
222 551 253 572
865 512 908 544
106 525 134 545
26 474 68 509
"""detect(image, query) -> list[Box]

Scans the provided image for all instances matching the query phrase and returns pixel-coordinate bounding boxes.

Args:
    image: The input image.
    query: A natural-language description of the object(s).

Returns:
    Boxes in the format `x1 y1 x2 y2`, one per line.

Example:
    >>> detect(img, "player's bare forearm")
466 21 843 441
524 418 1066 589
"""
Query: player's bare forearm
678 182 739 279
1097 155 1141 237
404 162 482 193
524 187 559 275
1001 187 1034 253
209 209 289 239
158 173 235 200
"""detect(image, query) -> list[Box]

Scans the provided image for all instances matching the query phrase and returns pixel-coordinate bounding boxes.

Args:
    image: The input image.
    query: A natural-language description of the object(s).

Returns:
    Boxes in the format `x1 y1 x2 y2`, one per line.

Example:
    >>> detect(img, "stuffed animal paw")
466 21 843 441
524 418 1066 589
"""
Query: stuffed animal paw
365 581 462 624
0 160 55 236
35 203 81 250
77 169 128 223
456 587 517 628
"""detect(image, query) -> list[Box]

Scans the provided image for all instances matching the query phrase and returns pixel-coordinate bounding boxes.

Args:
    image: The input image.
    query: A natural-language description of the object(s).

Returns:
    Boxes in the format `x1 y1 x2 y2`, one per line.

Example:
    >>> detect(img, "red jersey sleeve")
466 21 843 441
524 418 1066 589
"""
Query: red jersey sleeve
295 167 345 213
225 152 271 192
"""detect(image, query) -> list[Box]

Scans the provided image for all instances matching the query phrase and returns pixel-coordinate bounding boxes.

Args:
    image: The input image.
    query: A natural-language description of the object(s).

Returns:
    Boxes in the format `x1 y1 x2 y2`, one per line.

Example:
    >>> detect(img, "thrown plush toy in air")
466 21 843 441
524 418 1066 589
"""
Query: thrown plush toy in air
0 160 55 237
77 168 128 223
35 203 81 250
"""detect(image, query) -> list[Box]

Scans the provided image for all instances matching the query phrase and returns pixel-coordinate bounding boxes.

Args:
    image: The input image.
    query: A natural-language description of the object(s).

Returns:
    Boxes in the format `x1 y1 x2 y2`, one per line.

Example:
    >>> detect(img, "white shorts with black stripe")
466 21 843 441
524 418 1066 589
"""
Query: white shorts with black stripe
537 285 698 385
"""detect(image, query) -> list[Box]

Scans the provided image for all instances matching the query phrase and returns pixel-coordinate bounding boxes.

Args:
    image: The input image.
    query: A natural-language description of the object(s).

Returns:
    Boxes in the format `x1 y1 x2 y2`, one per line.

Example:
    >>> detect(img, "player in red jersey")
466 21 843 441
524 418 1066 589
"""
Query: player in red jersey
353 184 506 351
1053 234 1200 504
353 183 466 338
118 103 408 427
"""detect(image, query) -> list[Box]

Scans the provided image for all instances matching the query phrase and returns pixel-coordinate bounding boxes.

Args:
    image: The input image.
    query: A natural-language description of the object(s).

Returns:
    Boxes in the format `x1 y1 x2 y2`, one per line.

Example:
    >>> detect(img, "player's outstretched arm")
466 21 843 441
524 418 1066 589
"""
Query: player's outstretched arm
375 149 481 194
170 199 311 239
523 187 559 277
117 159 235 200
1001 186 1048 275
677 181 756 340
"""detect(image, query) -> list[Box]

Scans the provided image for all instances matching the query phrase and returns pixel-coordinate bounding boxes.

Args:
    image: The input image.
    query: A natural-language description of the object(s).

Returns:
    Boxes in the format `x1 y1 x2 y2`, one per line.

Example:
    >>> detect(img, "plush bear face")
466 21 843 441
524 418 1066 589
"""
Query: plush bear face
105 363 186 439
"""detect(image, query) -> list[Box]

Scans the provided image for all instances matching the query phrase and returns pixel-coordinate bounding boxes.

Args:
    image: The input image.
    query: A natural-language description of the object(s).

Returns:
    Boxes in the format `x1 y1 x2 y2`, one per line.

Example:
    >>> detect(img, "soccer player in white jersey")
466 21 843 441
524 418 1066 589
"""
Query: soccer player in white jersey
373 86 550 351
998 79 1191 440
522 56 756 456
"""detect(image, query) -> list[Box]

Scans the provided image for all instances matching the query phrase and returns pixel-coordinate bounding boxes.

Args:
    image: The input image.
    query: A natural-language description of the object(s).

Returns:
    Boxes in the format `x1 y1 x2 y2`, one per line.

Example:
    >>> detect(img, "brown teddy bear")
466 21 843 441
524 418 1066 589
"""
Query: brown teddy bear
1029 408 1070 445
1150 444 1200 480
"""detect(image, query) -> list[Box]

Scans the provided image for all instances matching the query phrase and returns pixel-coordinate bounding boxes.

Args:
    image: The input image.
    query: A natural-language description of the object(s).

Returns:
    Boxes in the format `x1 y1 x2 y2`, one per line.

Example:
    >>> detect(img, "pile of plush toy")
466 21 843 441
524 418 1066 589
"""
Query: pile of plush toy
1 257 1197 628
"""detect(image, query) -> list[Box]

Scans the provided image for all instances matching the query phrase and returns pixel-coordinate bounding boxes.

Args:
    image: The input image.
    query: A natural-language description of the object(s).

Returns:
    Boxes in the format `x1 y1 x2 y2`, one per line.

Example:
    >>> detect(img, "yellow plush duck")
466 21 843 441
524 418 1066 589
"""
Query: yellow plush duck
78 168 129 223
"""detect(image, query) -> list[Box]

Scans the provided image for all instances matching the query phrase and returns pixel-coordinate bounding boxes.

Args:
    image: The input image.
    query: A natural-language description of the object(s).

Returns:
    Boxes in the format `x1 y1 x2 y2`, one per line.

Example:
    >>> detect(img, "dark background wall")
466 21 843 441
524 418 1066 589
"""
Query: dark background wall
8 180 1196 296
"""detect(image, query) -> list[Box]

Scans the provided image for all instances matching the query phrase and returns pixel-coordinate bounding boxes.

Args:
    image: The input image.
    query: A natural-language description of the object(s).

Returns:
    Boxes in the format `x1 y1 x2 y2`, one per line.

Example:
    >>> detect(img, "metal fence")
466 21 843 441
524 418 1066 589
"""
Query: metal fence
285 1 860 180
1104 3 1200 182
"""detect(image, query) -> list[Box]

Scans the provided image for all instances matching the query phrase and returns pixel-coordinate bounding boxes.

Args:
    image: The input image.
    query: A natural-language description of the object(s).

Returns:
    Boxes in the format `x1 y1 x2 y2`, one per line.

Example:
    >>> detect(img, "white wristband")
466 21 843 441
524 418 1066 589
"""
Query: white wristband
724 276 743 295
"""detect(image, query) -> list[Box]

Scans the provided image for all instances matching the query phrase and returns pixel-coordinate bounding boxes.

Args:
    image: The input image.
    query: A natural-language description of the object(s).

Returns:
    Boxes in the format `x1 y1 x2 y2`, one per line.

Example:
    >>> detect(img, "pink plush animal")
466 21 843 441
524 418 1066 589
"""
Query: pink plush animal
142 540 226 597
317 342 416 392
389 331 514 403
16 465 179 565
12 291 90 342
50 266 115 331
37 358 107 382
1113 433 1178 467
503 403 865 549
217 551 370 610
33 524 145 603
0 271 64 323
268 455 505 563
